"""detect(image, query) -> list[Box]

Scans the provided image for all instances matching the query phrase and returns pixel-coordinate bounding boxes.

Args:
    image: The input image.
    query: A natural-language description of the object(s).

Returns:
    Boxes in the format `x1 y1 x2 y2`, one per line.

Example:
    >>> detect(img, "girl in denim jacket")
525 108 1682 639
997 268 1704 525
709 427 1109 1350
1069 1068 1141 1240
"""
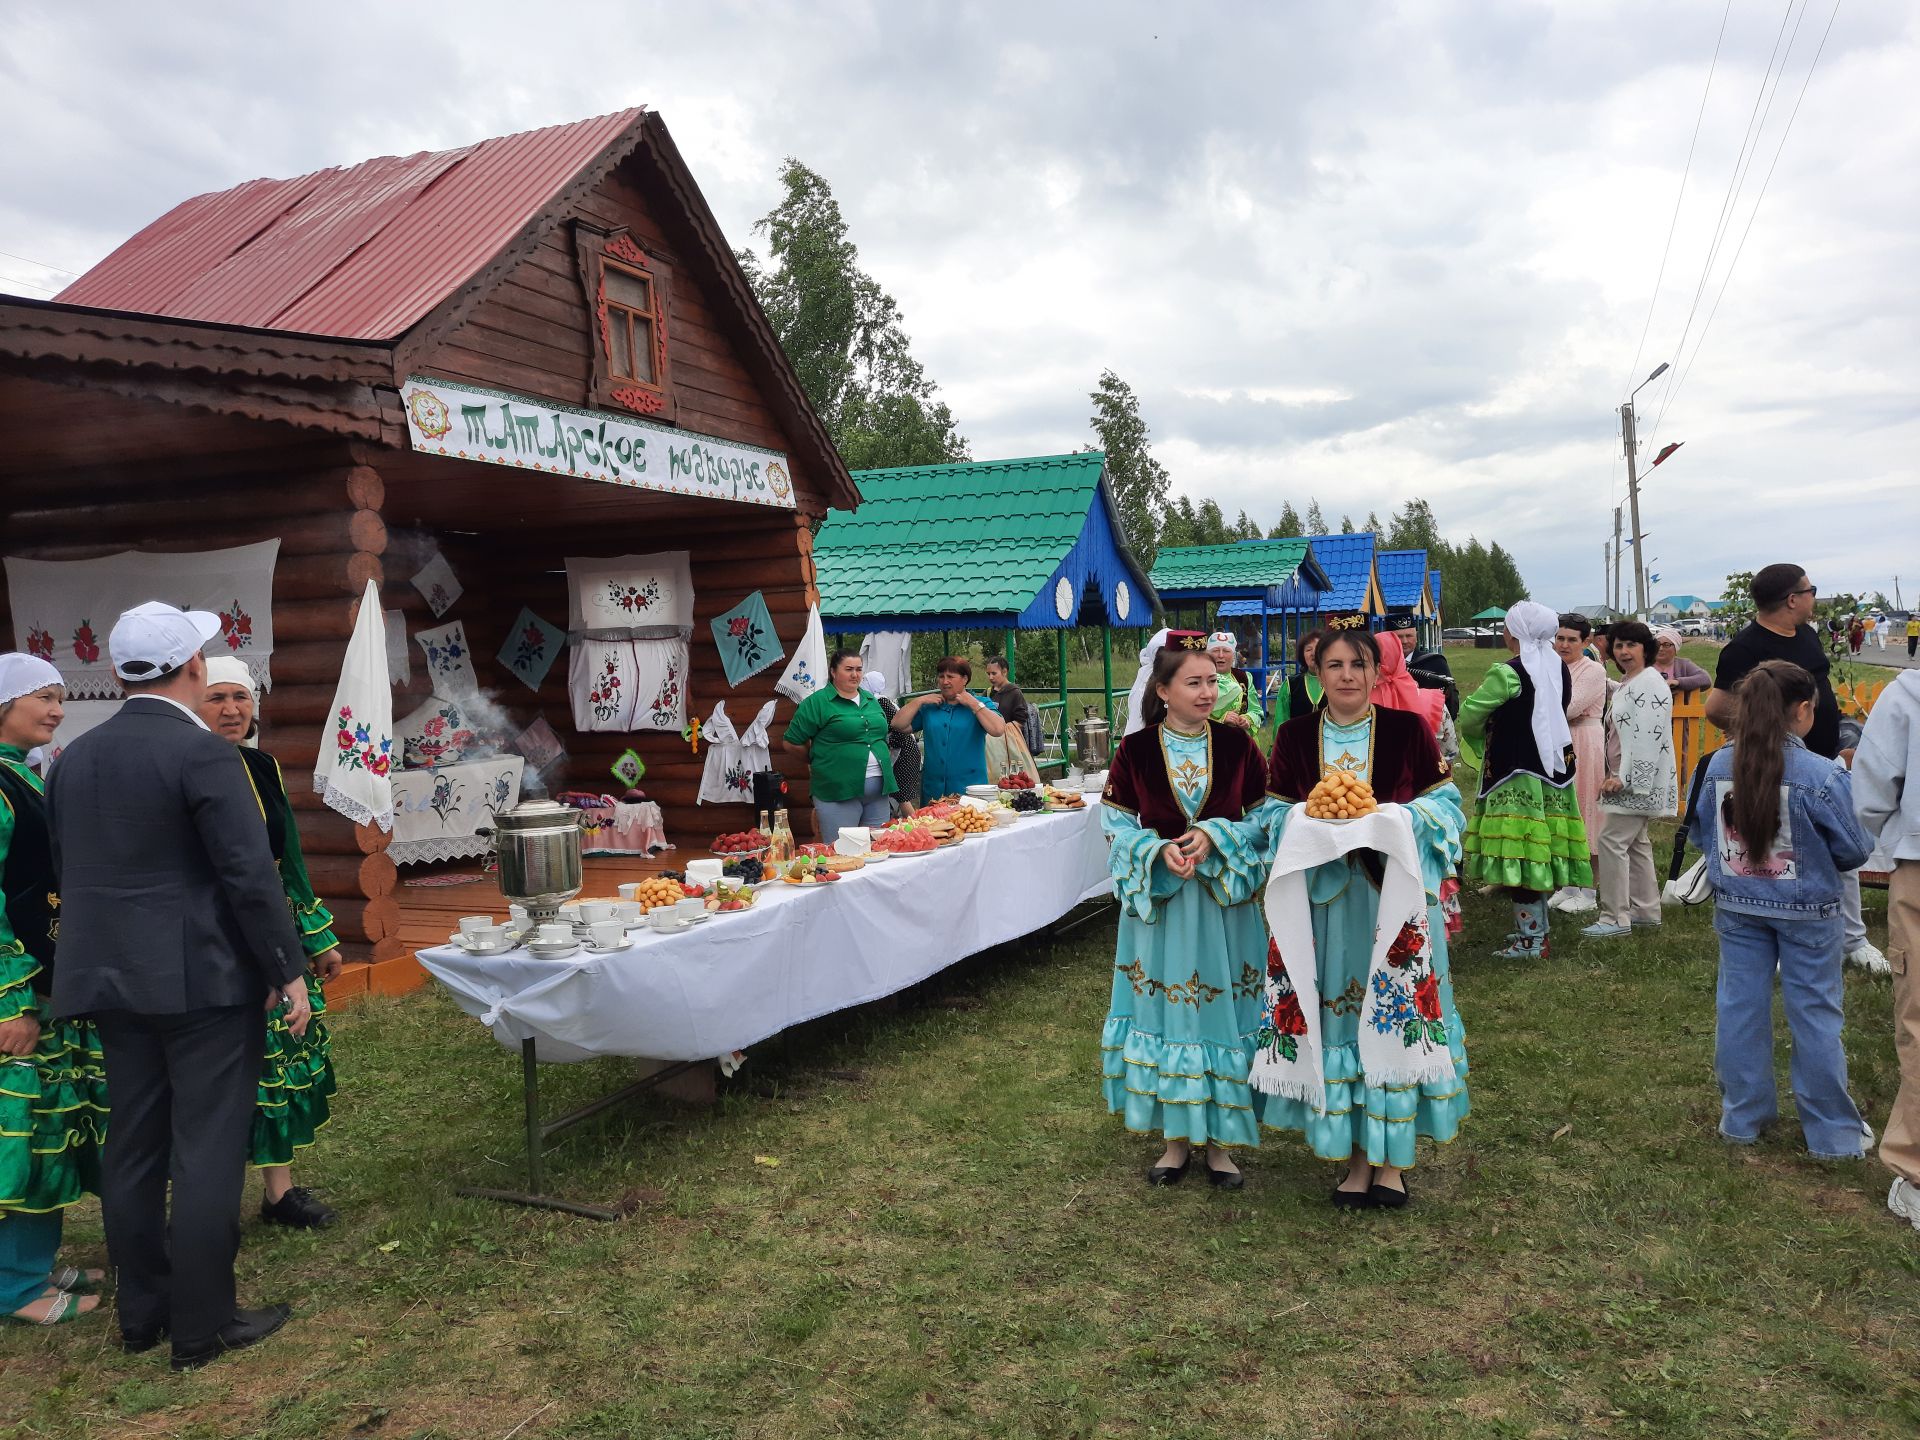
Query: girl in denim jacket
1687 660 1875 1158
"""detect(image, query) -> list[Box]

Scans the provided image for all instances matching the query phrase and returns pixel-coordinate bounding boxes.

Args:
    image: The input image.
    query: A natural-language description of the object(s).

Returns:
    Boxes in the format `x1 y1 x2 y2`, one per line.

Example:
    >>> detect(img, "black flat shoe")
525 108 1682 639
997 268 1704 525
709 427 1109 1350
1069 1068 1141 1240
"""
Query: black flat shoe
1206 1165 1244 1190
122 1324 167 1355
171 1304 291 1371
1367 1181 1410 1210
1146 1157 1191 1186
261 1186 337 1230
1330 1184 1374 1210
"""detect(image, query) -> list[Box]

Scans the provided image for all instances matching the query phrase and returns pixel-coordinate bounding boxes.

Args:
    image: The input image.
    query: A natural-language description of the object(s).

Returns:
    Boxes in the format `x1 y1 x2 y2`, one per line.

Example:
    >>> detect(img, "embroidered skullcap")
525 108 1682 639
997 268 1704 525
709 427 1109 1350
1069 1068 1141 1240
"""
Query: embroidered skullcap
1206 631 1237 652
203 655 259 700
0 653 63 708
1160 631 1210 656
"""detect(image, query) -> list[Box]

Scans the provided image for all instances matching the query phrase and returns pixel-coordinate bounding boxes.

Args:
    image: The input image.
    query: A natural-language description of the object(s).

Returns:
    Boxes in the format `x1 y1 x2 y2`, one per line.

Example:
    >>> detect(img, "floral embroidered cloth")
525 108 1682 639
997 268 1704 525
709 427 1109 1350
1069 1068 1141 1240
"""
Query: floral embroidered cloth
313 581 395 831
509 715 565 773
389 755 525 865
568 638 688 732
1251 803 1456 1109
395 695 485 770
709 592 784 687
775 604 829 704
415 620 477 698
497 607 565 692
698 699 776 803
565 551 694 639
575 796 669 856
410 552 463 618
6 539 279 700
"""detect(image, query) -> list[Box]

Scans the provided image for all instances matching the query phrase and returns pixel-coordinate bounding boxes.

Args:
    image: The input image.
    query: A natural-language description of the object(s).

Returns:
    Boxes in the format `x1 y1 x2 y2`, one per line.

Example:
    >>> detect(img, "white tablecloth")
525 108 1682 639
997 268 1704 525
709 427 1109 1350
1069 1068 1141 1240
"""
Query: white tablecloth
419 802 1114 1062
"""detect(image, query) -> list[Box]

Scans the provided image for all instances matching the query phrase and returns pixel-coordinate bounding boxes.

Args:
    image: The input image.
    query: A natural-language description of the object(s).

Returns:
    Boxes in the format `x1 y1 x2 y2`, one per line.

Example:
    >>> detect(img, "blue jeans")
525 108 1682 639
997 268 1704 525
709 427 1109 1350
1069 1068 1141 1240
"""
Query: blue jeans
1713 907 1867 1158
0 1209 63 1312
814 774 890 845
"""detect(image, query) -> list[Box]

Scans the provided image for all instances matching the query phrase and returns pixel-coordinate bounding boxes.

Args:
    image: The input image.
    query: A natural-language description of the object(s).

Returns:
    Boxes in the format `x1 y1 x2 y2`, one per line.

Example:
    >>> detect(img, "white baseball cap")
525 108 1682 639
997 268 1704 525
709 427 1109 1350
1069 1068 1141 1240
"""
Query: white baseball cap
109 601 222 682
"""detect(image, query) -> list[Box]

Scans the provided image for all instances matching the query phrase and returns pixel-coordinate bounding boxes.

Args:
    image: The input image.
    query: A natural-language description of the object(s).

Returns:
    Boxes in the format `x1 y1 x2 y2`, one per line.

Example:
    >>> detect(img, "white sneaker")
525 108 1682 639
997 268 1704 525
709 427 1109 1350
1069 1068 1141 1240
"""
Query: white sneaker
1560 888 1598 914
1889 1176 1920 1233
1847 942 1891 975
1547 888 1574 912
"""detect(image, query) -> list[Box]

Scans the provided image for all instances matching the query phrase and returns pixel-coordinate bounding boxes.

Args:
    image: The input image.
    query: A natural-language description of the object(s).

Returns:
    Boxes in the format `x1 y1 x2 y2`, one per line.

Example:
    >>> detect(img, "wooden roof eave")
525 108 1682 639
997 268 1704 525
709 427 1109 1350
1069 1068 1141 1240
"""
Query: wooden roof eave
386 110 861 520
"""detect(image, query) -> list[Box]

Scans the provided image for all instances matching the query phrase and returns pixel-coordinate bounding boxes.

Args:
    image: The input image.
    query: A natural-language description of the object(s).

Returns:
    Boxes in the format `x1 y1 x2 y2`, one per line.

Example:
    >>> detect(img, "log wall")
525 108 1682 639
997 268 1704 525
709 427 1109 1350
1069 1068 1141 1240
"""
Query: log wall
0 442 403 965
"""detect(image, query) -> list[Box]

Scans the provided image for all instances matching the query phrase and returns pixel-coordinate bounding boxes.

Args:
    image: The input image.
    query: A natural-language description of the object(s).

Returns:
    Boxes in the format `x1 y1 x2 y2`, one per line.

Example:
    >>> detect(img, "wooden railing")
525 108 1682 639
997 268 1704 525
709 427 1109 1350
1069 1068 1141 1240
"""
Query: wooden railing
1671 677 1892 794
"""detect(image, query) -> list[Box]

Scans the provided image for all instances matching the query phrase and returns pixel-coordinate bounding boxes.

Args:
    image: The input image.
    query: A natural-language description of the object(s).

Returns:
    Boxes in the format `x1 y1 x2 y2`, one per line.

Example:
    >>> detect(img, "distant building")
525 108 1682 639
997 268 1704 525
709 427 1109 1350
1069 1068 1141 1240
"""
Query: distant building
1650 594 1714 621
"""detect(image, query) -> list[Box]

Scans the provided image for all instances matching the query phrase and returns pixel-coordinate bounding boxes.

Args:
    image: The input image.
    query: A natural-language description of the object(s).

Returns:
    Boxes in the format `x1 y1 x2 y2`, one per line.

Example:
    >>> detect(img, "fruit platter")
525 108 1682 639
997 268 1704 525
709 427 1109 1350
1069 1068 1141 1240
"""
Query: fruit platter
712 829 768 855
718 855 768 885
870 817 948 855
998 771 1037 791
779 855 844 885
704 880 757 912
1002 788 1046 815
1306 769 1377 820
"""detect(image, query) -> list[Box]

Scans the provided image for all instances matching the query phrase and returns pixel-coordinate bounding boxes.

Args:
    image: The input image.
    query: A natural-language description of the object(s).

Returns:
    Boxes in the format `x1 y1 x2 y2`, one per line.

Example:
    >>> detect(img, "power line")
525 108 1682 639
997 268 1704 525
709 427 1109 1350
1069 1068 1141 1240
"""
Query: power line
1623 0 1733 399
0 248 74 278
0 272 60 297
1644 0 1805 431
1652 0 1842 430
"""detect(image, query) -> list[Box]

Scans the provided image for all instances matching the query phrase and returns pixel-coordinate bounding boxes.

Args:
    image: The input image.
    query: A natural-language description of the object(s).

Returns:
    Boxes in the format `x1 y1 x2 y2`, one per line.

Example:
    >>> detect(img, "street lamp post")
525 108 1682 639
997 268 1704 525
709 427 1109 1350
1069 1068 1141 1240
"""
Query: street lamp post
1620 362 1668 616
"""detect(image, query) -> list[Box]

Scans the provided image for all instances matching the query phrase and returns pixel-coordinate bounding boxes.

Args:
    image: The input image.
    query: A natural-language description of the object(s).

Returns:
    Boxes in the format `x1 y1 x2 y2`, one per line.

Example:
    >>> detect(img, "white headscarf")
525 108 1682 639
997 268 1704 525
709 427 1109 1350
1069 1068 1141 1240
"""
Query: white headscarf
1122 628 1171 737
0 653 63 708
203 655 258 700
861 671 887 697
1505 601 1572 780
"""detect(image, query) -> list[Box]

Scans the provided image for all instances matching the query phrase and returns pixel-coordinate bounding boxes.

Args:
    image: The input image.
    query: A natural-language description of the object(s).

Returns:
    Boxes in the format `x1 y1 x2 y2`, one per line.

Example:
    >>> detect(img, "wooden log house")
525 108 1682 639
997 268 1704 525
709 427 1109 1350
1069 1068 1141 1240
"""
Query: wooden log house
0 110 858 998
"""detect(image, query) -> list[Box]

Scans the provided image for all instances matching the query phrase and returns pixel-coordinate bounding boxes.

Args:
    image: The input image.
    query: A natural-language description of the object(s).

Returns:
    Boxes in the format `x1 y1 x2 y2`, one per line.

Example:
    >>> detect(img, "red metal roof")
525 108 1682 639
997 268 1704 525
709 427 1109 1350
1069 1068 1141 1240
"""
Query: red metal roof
57 110 646 340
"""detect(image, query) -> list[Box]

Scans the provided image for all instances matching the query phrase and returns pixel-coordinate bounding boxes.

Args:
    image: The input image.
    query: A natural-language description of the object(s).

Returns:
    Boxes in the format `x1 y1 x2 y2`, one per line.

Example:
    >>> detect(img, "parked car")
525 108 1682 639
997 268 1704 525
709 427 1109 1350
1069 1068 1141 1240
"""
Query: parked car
1676 619 1712 637
1441 627 1477 642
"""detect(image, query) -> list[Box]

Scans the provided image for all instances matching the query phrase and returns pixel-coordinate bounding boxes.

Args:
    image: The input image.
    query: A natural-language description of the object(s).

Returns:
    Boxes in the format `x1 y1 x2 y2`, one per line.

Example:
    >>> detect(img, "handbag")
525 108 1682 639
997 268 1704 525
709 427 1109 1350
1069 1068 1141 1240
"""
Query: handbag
1663 757 1716 907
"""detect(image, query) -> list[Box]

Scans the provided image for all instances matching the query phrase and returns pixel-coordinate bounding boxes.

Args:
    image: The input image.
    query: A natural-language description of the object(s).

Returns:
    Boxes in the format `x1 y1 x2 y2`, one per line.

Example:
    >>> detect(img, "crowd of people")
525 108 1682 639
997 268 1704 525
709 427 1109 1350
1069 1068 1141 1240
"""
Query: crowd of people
1098 565 1920 1239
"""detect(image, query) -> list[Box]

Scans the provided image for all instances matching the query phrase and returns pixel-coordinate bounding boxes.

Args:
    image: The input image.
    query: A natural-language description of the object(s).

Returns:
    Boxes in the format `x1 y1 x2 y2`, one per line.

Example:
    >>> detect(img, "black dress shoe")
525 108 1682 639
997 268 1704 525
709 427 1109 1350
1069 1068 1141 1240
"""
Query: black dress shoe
1206 1165 1245 1190
121 1325 167 1355
1146 1157 1191 1186
171 1304 292 1371
261 1186 337 1229
1367 1180 1411 1210
1329 1184 1375 1210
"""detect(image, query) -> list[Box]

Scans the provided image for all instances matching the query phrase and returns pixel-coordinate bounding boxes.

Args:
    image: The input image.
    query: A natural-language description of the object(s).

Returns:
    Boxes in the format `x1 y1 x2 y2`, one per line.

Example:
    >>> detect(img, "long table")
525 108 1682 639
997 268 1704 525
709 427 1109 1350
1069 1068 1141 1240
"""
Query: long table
418 802 1114 1214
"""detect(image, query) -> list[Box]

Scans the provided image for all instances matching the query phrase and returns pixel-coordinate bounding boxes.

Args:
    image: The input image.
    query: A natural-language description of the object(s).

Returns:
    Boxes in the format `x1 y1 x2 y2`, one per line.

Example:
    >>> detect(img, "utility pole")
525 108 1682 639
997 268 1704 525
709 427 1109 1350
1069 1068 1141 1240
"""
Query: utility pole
1611 506 1624 614
1620 403 1647 616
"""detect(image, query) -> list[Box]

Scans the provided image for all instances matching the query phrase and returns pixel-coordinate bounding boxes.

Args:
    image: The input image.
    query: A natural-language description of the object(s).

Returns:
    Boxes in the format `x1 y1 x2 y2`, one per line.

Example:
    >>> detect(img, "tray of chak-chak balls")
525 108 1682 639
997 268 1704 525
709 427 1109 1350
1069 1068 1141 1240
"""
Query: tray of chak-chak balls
1304 770 1378 824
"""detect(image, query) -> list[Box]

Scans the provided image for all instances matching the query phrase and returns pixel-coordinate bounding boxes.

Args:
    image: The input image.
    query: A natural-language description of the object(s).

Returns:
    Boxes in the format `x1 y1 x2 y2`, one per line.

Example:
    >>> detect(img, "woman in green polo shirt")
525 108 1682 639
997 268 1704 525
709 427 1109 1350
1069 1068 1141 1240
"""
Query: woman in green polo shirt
783 650 897 844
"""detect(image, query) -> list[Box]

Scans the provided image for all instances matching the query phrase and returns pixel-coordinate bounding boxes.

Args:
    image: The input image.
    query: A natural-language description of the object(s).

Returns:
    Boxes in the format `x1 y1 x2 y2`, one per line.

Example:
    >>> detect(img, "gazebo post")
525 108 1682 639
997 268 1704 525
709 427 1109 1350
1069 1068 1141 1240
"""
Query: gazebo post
1004 627 1016 681
1101 625 1113 729
1057 627 1068 714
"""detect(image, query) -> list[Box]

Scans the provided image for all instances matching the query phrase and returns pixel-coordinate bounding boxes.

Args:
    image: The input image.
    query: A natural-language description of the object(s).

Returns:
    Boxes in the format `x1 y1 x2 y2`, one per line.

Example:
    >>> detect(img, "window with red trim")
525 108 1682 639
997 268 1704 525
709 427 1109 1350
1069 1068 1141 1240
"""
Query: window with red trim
603 260 659 385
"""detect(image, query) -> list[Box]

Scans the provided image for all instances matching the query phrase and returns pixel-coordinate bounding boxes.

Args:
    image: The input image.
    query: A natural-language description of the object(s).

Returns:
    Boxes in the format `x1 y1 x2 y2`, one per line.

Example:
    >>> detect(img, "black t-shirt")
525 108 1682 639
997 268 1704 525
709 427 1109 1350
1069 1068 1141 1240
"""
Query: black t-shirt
1713 621 1841 759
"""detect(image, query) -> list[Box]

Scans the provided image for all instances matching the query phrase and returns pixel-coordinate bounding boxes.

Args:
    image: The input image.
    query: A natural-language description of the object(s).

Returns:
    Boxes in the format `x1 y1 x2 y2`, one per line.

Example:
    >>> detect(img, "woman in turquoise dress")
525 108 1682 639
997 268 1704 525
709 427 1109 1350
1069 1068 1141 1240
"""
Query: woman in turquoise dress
0 654 107 1325
1256 626 1469 1209
1100 634 1273 1188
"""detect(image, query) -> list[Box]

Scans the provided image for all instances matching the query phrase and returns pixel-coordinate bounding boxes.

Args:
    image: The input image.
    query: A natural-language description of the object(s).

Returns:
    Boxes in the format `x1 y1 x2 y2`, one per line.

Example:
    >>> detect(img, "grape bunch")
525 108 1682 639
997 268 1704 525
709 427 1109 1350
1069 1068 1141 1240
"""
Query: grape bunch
1009 790 1045 813
722 855 766 883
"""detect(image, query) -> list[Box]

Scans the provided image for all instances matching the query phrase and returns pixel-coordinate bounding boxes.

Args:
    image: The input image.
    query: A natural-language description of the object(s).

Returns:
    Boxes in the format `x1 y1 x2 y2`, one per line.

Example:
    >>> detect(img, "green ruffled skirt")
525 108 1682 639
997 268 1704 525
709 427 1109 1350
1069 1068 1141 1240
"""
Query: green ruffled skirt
1462 774 1593 893
250 972 336 1169
0 1018 106 1214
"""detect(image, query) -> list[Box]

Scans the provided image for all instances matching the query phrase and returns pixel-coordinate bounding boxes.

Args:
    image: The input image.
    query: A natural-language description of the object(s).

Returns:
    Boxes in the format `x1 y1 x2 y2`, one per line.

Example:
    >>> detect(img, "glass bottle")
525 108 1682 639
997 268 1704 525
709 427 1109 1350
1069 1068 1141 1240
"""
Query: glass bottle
771 807 794 862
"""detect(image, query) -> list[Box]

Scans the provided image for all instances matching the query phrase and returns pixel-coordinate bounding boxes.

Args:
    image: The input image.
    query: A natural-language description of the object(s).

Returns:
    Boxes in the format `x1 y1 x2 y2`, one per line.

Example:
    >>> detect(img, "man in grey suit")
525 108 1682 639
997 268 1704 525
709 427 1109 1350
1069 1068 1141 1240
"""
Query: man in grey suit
47 602 313 1370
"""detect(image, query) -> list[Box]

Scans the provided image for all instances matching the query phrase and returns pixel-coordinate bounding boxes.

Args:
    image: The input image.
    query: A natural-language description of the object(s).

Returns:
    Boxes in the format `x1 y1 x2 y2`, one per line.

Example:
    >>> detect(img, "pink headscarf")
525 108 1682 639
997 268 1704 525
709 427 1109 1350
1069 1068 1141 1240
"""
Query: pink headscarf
1370 632 1445 734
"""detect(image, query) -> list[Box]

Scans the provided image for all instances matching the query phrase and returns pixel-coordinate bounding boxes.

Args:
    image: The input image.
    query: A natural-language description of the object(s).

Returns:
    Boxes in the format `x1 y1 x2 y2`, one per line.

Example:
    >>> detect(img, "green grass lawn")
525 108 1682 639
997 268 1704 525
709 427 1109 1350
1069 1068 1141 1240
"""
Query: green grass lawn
9 737 1919 1438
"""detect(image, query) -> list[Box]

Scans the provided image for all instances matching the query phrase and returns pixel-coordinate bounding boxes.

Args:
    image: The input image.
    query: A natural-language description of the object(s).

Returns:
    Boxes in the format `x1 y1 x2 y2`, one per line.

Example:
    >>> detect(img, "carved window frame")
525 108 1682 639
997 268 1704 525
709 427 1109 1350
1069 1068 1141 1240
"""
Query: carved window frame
575 224 673 420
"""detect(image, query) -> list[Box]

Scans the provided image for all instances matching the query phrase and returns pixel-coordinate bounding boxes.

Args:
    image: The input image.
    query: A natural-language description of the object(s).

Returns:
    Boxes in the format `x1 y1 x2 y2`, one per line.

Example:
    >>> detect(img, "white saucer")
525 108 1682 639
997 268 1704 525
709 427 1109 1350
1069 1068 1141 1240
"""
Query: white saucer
449 934 513 956
528 941 581 958
583 940 632 954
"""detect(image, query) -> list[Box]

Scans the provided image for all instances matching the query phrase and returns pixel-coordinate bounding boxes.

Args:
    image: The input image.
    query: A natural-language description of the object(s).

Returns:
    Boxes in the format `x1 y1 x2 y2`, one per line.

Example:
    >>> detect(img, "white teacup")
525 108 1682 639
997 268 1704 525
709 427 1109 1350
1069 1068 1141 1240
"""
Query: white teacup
557 903 582 922
458 915 494 936
613 901 644 925
535 921 573 947
616 883 643 902
578 901 616 924
587 920 626 950
508 903 529 923
673 897 706 919
462 924 507 951
647 908 682 933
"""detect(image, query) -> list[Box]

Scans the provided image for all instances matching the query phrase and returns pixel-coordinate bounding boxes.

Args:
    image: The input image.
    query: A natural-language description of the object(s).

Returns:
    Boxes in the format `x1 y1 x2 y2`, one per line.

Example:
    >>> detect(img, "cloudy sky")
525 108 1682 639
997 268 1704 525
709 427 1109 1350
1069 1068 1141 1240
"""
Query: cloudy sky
3 2 1913 608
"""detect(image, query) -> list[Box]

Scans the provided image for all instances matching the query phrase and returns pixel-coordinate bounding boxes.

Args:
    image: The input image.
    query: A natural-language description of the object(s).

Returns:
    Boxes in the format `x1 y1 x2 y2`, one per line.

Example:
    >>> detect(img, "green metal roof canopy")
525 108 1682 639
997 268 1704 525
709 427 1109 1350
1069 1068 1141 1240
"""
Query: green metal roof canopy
1147 538 1330 605
1471 605 1511 621
813 452 1158 633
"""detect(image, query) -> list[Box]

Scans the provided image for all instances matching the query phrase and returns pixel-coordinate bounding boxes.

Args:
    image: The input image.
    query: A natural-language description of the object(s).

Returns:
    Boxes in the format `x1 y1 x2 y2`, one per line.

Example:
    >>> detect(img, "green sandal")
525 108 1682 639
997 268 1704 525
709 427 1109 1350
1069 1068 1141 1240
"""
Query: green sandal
48 1266 104 1295
6 1288 97 1325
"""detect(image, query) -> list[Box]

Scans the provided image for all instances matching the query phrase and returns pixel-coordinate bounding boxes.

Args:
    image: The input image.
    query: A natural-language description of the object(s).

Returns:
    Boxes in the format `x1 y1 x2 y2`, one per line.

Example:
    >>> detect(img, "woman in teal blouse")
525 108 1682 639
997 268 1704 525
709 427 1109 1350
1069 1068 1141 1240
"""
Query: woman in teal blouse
783 651 897 844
